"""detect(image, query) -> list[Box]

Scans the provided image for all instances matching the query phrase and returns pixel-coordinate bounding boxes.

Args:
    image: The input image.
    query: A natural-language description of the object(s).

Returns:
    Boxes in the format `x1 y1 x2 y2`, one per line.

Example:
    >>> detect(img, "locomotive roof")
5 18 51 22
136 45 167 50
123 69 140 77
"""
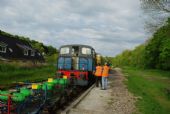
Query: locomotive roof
60 44 94 50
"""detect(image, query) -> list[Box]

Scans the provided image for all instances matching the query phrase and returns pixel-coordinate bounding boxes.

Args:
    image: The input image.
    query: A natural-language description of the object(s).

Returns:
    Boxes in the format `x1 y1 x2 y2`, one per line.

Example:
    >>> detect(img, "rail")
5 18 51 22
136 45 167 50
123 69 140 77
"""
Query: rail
60 84 95 114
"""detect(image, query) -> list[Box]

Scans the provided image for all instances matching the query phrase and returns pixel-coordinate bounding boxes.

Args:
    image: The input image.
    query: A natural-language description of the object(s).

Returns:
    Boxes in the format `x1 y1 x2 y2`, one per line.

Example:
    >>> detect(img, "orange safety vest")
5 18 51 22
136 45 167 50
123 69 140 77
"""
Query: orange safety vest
102 65 110 77
95 66 102 76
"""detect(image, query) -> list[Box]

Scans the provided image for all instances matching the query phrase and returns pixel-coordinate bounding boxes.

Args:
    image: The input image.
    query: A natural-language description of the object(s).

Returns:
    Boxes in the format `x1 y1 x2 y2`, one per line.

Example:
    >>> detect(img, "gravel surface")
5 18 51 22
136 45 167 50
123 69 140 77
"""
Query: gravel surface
68 68 137 114
109 68 137 114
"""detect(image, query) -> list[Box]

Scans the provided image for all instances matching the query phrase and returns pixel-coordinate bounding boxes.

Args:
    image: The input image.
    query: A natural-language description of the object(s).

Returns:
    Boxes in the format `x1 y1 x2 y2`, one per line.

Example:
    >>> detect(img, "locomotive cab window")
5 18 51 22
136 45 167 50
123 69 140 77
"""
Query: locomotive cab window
82 47 91 55
60 47 70 54
72 46 79 56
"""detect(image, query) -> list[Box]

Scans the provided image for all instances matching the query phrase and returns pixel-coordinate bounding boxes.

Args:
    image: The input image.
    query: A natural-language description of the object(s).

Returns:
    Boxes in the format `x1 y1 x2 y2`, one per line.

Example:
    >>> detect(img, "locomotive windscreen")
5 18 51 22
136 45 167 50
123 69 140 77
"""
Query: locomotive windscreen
82 47 91 55
58 45 94 71
60 47 69 54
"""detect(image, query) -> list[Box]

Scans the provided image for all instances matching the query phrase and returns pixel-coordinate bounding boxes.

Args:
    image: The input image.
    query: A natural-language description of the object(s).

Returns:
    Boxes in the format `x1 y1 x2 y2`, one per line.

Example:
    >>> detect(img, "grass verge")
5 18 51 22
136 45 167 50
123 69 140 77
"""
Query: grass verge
0 63 56 87
123 67 170 114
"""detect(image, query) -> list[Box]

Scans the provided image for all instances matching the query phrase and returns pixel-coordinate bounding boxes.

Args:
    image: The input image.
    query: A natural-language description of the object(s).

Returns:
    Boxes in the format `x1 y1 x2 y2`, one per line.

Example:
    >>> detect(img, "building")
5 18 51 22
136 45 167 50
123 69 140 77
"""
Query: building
0 33 44 62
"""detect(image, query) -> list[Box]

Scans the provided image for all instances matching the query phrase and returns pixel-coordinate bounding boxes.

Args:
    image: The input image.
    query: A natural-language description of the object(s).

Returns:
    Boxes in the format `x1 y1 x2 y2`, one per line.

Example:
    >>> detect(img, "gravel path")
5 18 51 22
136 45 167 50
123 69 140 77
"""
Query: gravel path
68 68 137 114
109 68 137 114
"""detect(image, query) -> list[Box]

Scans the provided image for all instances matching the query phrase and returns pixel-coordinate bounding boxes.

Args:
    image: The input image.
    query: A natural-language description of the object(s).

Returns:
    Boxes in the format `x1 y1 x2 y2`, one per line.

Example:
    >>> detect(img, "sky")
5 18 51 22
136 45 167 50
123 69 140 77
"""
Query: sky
0 0 149 56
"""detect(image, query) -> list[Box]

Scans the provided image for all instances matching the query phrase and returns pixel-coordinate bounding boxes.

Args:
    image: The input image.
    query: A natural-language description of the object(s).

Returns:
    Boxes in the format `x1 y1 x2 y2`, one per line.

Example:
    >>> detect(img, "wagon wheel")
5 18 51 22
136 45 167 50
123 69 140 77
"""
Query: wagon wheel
58 91 68 109
65 89 72 102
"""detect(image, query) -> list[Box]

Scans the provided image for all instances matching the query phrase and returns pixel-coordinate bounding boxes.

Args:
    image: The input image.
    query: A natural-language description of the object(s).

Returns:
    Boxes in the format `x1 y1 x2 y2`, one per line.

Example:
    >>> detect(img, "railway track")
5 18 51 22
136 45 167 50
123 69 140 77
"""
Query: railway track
0 77 94 114
37 84 95 114
59 84 95 114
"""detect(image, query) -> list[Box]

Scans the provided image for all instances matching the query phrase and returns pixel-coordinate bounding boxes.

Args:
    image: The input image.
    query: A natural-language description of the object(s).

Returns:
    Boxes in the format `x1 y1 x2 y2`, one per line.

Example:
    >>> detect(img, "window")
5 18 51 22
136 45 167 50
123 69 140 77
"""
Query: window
9 48 13 53
38 52 41 56
60 47 70 54
31 51 35 56
0 46 6 53
24 50 28 56
72 46 79 56
0 42 7 53
82 47 91 55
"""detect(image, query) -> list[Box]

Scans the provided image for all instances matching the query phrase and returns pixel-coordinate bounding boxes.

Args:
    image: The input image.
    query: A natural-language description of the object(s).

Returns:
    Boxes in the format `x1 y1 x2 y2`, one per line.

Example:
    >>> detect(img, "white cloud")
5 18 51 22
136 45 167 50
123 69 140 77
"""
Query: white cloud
0 0 149 56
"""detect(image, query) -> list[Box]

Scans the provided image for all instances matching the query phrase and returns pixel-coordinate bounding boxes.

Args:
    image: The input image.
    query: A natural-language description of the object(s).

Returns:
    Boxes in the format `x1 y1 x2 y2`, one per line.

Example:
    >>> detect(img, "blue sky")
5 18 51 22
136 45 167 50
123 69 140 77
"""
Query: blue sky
0 0 149 56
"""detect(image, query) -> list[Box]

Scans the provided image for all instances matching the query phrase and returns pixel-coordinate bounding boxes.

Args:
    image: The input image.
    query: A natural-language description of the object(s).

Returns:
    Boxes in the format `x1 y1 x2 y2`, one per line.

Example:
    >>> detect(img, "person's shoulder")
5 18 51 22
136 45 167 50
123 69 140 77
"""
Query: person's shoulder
103 65 107 68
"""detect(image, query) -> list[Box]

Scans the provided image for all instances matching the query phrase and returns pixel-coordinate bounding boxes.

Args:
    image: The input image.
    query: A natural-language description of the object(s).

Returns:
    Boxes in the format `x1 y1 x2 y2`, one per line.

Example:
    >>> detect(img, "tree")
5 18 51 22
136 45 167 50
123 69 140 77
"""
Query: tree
141 0 170 12
140 0 170 32
46 46 57 56
144 18 170 69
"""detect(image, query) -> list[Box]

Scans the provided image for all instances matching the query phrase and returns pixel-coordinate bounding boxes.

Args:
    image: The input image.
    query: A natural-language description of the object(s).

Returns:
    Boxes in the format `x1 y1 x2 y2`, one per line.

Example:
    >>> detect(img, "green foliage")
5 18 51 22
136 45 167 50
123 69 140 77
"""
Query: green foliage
112 18 170 70
46 46 58 56
111 45 146 68
102 56 113 65
0 63 56 86
32 42 45 53
145 18 170 70
45 54 58 64
123 67 170 114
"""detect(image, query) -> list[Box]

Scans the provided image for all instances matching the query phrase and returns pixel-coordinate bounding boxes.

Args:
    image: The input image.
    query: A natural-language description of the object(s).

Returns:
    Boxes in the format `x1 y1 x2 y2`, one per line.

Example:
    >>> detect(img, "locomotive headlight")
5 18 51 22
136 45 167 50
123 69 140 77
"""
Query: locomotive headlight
82 64 85 70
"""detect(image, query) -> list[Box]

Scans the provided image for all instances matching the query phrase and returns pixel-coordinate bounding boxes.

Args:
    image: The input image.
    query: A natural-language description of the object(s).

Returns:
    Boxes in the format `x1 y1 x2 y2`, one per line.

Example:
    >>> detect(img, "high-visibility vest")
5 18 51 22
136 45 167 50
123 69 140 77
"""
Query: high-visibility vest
102 66 110 77
95 66 102 76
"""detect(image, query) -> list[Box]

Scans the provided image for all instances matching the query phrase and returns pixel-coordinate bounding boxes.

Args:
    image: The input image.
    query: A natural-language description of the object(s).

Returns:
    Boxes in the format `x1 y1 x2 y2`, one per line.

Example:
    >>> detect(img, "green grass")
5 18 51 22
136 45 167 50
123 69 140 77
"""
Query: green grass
0 63 56 86
123 67 170 114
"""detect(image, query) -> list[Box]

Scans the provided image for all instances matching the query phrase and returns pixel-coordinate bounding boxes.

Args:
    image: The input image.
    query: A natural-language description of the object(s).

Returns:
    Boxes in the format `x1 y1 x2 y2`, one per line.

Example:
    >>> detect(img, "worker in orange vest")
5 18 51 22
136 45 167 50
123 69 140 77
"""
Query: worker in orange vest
102 63 110 90
95 63 102 87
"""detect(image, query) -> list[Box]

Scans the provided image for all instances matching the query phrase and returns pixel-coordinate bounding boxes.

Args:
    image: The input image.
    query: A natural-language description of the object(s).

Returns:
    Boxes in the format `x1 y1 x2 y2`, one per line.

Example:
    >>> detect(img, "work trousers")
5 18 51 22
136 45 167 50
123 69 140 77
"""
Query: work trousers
95 76 102 87
102 76 108 90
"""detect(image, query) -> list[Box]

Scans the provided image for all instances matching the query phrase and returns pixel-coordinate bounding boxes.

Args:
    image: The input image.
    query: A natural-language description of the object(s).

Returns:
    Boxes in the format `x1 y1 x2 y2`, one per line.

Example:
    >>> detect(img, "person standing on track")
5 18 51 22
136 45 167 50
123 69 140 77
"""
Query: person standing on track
102 63 110 90
95 63 102 88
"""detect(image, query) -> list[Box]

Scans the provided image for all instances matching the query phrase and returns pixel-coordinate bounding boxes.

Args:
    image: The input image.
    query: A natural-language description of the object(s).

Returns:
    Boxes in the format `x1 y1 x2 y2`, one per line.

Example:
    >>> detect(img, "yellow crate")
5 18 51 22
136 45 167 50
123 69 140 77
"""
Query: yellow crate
32 84 38 89
63 75 67 79
48 78 53 82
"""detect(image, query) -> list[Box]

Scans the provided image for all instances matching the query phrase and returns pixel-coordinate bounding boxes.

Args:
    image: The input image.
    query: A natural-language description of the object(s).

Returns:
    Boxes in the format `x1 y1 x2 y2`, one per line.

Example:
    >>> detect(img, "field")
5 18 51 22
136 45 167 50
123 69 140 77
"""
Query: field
123 67 170 114
0 61 56 88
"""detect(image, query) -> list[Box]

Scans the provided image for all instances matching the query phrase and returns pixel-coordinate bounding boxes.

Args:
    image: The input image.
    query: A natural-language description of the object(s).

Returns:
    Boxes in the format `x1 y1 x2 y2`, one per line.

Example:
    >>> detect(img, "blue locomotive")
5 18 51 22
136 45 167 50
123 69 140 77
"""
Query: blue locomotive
57 44 97 86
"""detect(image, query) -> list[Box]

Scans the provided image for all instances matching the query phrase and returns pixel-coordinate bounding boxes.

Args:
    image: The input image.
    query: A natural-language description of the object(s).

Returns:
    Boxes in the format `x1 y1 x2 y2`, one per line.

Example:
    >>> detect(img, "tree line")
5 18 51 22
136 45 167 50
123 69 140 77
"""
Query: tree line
111 18 170 70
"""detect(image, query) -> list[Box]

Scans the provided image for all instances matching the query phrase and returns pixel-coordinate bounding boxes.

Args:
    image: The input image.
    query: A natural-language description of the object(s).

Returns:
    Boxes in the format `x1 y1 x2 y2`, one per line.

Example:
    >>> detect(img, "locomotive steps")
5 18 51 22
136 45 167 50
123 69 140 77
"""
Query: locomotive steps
60 68 137 114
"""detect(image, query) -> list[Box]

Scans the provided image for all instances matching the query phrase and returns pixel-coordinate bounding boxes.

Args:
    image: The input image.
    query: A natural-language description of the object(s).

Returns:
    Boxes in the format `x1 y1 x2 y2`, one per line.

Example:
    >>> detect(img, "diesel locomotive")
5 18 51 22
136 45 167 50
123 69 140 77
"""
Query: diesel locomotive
57 44 99 86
